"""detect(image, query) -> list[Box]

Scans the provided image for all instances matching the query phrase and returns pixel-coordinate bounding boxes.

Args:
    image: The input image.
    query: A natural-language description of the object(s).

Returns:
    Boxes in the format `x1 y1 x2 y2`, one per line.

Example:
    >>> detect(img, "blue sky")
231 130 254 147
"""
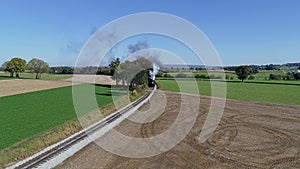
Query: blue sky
0 0 300 66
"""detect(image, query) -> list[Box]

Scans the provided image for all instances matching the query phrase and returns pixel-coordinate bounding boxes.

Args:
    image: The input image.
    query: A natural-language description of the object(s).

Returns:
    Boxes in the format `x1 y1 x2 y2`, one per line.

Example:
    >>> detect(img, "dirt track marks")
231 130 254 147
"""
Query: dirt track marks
56 91 300 169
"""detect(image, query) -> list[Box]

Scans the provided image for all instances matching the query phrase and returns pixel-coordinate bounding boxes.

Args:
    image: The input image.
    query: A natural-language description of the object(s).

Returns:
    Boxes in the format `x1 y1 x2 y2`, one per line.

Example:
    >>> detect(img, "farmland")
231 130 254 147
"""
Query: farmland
157 79 300 105
57 91 300 169
0 84 122 150
0 72 14 80
0 76 14 80
164 70 300 83
19 73 72 80
1 73 300 168
0 72 72 80
2 1 300 168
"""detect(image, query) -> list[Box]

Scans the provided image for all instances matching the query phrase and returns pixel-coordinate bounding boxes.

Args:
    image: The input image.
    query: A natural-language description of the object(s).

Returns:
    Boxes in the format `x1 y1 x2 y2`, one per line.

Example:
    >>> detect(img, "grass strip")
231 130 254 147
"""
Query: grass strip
157 79 300 105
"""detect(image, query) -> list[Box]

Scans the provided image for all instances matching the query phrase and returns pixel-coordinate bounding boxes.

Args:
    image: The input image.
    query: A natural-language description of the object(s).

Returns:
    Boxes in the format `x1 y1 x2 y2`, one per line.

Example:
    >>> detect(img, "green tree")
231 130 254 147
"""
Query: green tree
1 61 14 77
109 58 121 85
118 60 135 87
11 58 26 78
235 65 252 82
2 58 26 78
175 73 188 78
293 72 300 80
116 57 152 91
250 65 259 74
27 58 50 79
269 74 282 80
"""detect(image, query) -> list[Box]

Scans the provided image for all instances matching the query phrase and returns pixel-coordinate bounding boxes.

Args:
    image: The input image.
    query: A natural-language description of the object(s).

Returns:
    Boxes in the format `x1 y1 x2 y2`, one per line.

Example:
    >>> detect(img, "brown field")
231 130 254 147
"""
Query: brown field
0 75 113 97
56 91 300 169
63 74 114 85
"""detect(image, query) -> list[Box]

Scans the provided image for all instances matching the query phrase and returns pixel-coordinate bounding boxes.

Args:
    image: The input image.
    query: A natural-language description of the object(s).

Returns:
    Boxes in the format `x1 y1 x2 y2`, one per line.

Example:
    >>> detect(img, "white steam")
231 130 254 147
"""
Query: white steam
149 63 160 80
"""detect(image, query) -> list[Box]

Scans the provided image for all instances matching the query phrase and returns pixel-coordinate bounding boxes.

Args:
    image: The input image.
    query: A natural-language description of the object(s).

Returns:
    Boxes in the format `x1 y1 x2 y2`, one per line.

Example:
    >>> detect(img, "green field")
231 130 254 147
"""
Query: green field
0 84 122 149
157 79 300 105
0 76 15 80
0 72 72 80
160 70 300 85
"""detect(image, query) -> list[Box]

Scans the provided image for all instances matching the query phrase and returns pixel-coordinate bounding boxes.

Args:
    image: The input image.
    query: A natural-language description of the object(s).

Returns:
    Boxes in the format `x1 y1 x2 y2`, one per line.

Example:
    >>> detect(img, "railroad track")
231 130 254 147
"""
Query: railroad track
9 87 155 169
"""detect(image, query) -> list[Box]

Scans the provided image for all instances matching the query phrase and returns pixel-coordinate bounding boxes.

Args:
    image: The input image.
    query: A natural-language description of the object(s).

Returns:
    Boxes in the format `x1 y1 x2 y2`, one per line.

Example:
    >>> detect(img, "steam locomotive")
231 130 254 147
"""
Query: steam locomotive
148 78 156 88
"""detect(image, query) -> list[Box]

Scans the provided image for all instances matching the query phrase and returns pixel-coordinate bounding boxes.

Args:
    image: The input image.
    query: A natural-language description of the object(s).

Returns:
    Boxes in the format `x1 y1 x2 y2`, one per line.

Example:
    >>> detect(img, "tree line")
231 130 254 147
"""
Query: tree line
109 57 152 92
225 62 300 71
1 58 49 79
269 72 300 80
231 65 300 81
1 58 118 78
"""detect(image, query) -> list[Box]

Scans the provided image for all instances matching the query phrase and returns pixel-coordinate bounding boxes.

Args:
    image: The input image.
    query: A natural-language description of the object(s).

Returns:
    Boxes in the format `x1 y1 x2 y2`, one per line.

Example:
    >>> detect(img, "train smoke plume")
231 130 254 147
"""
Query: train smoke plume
149 63 160 80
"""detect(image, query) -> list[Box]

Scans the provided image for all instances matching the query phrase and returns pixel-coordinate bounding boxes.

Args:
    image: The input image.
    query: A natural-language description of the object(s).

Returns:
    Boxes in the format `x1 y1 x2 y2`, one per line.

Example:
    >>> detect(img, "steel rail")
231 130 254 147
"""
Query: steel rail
11 89 154 169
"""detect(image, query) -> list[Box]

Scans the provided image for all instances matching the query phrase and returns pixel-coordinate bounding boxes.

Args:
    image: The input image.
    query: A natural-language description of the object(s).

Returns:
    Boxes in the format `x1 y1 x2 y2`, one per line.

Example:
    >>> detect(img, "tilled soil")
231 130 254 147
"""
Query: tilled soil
56 91 300 169
0 79 72 97
63 74 114 85
0 75 113 97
